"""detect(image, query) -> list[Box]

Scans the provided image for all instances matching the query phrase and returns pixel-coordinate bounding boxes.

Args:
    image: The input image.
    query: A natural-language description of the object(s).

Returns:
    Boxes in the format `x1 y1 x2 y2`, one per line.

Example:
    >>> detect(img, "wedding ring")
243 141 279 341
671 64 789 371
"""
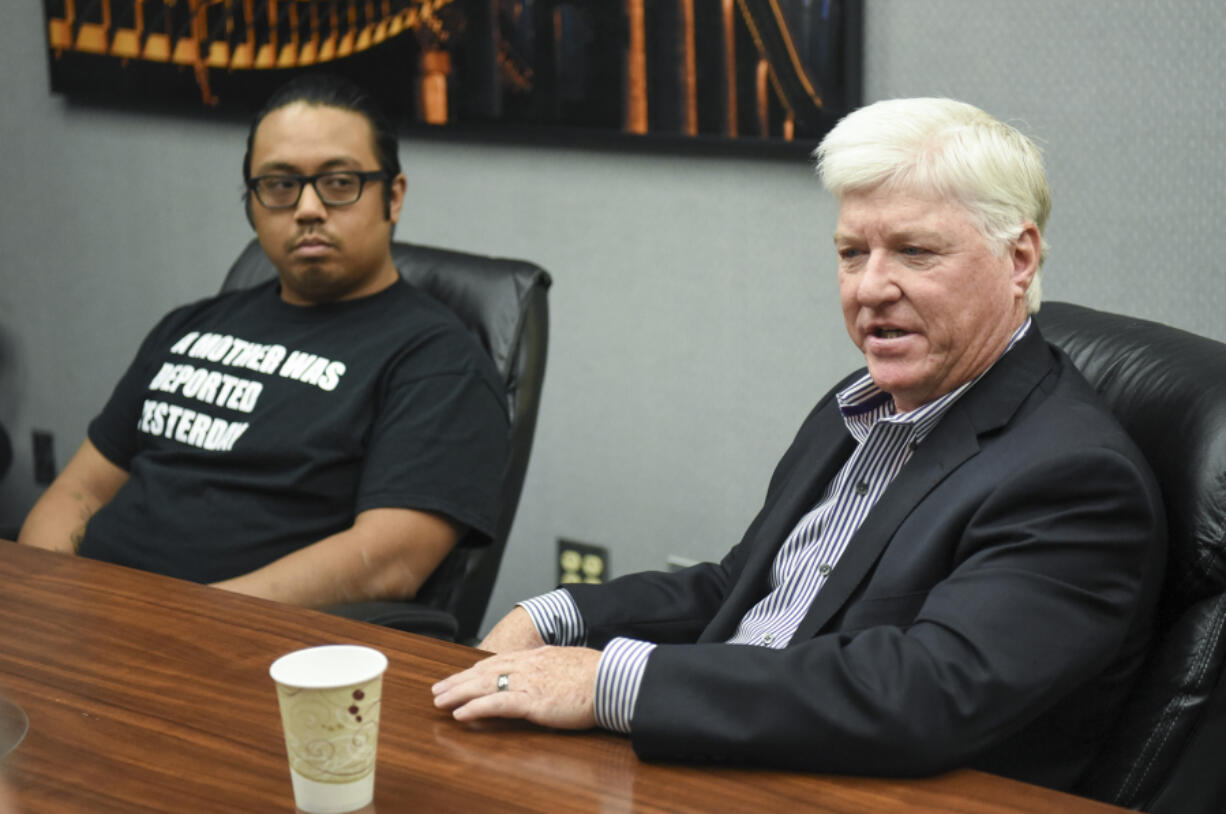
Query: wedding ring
496 673 509 692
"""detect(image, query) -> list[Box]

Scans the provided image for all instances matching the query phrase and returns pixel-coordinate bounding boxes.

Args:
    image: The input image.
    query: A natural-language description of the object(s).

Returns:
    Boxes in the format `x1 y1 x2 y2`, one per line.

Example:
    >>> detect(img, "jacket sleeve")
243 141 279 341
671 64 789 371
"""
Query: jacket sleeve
627 444 1164 777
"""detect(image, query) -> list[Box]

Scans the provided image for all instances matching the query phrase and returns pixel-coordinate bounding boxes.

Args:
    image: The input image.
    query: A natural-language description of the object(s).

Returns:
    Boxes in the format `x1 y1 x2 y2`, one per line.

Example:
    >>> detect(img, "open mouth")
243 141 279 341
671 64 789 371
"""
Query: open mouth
874 328 908 339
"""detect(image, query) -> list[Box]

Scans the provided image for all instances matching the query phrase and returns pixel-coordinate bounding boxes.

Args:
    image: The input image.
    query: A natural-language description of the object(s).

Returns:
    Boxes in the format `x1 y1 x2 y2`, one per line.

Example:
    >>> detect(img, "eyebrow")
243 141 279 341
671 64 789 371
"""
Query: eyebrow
832 229 947 245
252 157 364 176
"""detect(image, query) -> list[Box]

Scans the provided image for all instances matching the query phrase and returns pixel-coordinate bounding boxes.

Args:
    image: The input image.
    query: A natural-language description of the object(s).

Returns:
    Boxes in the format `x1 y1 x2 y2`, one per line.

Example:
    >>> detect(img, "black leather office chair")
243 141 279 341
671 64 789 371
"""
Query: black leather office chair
1037 302 1226 813
0 422 10 484
222 238 551 643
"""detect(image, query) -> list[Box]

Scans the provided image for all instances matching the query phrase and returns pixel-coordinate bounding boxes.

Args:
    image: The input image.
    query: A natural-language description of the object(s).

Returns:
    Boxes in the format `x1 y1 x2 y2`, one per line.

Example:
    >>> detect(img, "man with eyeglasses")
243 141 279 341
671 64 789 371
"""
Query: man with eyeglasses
18 75 509 614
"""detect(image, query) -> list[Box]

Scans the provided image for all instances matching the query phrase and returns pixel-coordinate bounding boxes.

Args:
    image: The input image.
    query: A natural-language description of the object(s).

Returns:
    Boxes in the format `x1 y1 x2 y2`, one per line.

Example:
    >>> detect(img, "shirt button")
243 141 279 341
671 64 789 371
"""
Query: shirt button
854 480 869 496
818 564 832 576
761 633 775 644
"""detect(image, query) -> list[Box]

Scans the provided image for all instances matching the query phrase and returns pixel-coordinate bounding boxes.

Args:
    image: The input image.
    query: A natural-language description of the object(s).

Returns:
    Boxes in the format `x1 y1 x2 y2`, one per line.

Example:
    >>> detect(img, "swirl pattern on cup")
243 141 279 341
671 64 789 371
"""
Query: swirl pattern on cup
276 676 382 784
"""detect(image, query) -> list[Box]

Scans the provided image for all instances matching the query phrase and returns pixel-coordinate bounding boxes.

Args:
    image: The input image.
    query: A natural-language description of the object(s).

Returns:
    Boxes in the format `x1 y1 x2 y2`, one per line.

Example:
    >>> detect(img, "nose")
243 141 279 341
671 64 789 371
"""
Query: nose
294 180 328 222
854 251 901 307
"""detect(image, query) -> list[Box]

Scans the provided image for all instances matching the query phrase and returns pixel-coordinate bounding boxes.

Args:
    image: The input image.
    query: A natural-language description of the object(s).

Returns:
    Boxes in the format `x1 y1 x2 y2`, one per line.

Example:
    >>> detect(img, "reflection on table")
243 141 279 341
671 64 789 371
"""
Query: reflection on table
0 542 1127 813
0 697 27 759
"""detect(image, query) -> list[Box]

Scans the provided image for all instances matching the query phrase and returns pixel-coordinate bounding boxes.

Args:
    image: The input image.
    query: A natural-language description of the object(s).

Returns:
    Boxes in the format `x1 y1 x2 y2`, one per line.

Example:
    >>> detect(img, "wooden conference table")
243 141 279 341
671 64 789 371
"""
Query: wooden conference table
0 543 1129 813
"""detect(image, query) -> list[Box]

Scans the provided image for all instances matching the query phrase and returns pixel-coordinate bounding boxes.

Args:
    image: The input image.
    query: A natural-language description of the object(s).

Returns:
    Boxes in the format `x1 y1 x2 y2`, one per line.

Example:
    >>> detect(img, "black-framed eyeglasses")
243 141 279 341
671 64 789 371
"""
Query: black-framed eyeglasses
246 170 389 209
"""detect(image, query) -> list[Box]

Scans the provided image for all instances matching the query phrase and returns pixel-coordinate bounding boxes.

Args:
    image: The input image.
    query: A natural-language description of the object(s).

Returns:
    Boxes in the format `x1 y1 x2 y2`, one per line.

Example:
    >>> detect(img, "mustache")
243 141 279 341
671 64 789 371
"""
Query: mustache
287 230 338 251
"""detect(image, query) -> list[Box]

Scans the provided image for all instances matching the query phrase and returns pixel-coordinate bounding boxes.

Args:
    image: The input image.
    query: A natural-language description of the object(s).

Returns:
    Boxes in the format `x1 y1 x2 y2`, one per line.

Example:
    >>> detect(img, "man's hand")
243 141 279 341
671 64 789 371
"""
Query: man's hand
431 646 601 730
478 606 547 653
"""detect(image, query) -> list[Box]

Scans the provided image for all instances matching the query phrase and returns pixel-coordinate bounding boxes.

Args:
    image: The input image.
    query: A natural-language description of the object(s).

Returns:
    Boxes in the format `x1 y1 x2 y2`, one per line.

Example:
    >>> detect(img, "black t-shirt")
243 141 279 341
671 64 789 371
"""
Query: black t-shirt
79 278 508 584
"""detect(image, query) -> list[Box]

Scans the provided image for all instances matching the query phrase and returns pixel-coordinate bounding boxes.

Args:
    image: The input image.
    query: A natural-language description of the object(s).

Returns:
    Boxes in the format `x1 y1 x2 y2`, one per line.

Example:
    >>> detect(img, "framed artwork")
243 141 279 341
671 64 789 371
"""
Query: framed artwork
44 1 863 154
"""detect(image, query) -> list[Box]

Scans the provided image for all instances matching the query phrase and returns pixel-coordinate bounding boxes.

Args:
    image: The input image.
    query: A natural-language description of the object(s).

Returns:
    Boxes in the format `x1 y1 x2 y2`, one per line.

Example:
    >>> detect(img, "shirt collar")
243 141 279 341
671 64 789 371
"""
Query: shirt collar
837 318 1032 443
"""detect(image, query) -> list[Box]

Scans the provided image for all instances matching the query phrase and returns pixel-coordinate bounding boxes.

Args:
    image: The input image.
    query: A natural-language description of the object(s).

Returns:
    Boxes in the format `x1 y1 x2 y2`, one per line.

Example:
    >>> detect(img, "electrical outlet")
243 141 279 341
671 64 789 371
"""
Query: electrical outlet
32 430 56 485
557 539 608 585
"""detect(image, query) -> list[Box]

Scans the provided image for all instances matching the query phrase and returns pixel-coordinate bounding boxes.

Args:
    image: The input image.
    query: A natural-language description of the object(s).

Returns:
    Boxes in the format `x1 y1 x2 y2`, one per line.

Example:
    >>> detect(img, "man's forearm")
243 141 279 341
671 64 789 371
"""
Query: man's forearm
210 528 407 607
17 440 130 554
18 482 104 554
211 507 457 608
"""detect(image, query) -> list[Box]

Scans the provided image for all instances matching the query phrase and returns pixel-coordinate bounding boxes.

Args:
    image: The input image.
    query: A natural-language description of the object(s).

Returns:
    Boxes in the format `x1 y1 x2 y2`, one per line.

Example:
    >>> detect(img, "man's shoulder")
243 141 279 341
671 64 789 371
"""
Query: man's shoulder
998 330 1122 433
158 278 462 341
966 334 1154 483
1020 344 1137 445
335 281 504 390
379 278 470 329
789 330 1124 453
141 282 272 341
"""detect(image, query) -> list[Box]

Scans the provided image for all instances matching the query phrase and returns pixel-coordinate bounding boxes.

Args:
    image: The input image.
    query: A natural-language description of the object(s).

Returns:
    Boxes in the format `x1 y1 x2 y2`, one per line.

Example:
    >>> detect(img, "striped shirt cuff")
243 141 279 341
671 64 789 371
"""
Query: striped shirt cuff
517 589 587 646
594 637 657 734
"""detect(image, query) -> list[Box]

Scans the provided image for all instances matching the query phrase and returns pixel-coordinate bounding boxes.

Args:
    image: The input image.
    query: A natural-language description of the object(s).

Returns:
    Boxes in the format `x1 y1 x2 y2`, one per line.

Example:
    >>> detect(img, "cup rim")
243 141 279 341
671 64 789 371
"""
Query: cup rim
269 644 388 689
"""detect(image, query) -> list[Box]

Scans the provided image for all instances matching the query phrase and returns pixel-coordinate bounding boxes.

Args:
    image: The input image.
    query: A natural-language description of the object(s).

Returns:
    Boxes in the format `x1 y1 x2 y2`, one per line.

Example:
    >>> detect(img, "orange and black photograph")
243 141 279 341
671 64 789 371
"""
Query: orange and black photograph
43 0 861 148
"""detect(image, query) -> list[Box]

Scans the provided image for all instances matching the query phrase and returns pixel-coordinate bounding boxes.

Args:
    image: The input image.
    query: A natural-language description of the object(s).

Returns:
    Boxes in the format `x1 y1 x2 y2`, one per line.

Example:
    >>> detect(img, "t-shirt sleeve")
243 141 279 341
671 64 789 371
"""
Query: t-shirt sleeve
354 333 509 544
87 308 199 471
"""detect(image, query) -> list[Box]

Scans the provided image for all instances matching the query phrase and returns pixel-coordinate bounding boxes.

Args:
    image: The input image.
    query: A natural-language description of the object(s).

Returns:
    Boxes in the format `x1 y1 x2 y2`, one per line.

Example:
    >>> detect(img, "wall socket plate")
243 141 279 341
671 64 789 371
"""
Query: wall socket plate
557 539 608 585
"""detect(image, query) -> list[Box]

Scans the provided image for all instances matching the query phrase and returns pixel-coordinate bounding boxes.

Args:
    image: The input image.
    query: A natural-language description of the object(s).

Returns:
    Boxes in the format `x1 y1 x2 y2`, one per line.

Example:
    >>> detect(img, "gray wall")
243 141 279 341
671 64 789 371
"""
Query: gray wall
2 1 1223 635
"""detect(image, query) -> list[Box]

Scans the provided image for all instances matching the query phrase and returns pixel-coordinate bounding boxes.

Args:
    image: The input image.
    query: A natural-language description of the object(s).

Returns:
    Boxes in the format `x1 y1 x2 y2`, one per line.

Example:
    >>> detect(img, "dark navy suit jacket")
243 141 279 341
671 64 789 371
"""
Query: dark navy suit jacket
567 326 1166 791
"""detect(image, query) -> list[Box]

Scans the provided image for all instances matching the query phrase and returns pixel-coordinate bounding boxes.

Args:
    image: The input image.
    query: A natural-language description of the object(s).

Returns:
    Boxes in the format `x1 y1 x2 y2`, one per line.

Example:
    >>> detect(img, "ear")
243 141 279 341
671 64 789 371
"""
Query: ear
1010 222 1041 298
387 173 408 224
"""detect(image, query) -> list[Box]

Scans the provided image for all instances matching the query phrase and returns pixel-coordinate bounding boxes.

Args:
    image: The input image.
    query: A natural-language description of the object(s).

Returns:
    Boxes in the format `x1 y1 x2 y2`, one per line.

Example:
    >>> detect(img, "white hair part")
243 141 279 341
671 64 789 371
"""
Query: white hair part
814 98 1051 313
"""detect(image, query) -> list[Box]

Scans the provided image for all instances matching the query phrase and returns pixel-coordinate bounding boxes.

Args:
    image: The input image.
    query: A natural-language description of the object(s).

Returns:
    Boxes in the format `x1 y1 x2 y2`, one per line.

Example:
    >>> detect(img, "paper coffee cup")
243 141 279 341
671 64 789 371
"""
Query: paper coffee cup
270 645 389 814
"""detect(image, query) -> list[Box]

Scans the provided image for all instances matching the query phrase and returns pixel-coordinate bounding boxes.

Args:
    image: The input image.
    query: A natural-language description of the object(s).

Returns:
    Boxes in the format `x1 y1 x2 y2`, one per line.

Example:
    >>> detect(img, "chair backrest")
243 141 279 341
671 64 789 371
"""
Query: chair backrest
0 421 9 483
1036 301 1226 811
222 238 551 642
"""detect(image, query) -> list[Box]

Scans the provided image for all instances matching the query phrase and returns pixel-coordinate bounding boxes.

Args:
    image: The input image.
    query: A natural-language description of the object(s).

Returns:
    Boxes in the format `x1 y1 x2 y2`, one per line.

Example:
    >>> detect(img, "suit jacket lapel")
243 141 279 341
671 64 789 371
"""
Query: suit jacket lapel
789 328 1057 642
699 405 855 642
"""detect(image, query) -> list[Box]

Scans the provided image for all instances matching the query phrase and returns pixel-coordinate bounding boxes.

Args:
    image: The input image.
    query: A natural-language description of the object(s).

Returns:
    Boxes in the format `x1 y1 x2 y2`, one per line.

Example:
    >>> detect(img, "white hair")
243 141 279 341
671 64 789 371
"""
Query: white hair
814 98 1050 313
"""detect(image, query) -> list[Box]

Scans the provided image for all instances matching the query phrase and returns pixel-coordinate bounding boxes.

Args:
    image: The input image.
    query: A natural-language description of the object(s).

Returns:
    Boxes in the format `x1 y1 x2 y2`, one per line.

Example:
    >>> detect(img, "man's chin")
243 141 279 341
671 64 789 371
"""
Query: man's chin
278 266 351 305
865 363 923 399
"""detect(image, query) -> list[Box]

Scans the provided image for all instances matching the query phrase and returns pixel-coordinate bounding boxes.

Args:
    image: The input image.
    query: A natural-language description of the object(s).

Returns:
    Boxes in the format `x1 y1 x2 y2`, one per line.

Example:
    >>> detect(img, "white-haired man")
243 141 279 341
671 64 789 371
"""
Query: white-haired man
433 98 1165 794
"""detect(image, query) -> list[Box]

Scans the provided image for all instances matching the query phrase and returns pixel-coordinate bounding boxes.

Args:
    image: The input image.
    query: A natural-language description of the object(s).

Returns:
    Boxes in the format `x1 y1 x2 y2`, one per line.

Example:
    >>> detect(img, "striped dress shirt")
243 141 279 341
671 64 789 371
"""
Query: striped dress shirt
521 320 1032 733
